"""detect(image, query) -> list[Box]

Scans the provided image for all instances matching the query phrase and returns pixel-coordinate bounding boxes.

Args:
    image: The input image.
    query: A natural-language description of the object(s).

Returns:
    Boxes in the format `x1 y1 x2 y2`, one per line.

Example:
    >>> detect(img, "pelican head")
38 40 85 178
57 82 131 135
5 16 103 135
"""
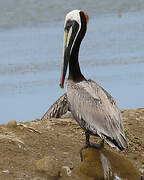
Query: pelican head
60 10 89 88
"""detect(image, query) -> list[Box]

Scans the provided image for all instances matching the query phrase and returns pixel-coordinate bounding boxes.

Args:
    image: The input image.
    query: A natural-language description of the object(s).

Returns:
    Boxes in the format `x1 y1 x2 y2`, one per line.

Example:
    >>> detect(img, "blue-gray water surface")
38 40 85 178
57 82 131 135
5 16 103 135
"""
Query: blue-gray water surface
0 0 144 123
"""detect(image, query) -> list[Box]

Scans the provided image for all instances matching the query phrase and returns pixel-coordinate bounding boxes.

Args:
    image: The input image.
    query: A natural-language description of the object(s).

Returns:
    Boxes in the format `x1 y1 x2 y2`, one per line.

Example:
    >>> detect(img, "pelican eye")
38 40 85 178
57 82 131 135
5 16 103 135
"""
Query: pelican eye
65 20 77 32
65 19 72 31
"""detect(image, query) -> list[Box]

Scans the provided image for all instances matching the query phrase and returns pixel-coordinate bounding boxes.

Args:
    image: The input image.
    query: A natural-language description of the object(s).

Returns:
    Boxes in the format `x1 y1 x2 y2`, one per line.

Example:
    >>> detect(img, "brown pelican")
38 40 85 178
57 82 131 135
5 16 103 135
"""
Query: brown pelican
57 10 128 153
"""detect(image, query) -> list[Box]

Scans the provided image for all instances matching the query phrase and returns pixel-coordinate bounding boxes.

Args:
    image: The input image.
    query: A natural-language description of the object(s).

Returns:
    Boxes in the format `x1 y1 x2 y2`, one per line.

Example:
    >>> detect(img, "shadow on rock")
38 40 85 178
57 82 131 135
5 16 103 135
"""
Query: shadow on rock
80 148 141 180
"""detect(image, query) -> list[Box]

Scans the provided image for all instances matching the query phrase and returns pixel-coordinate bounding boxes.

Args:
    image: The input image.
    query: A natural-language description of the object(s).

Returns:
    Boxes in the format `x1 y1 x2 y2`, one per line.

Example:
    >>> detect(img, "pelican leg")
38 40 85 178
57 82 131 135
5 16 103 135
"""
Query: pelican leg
80 132 104 161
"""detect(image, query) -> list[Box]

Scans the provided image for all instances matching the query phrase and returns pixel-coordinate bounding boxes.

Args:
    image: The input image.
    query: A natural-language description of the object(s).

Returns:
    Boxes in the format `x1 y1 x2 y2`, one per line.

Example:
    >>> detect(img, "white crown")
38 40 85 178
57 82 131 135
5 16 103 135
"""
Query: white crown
64 9 81 27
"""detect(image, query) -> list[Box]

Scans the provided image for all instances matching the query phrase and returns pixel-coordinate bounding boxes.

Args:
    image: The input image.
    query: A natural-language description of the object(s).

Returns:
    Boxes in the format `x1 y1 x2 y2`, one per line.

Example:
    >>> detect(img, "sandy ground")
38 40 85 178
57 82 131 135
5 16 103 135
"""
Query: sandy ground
0 108 144 180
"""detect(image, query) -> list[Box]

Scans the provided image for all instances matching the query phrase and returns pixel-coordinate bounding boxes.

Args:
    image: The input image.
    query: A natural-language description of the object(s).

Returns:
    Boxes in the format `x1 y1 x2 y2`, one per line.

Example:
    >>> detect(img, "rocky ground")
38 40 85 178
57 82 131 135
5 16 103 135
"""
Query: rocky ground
0 108 144 180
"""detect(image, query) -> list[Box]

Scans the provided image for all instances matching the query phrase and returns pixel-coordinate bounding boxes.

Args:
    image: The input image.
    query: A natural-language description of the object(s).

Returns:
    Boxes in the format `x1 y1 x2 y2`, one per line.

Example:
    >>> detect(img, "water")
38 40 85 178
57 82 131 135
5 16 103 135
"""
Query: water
0 0 144 123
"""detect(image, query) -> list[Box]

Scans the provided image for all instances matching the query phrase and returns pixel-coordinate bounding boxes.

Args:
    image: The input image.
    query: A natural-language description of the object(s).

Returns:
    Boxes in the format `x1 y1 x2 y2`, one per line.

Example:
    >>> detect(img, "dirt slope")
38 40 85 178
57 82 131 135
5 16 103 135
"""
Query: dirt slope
0 108 144 180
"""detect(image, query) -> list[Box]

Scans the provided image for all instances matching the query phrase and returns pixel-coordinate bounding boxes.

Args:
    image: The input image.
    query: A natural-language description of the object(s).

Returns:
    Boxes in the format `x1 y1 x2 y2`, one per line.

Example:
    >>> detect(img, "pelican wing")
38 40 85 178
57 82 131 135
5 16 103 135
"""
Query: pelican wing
66 79 127 150
41 93 68 120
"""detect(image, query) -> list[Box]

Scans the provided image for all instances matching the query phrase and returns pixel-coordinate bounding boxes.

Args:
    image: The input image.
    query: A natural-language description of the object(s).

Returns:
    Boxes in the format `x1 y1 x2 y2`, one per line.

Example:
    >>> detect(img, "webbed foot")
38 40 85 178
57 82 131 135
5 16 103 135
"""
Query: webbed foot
80 139 104 161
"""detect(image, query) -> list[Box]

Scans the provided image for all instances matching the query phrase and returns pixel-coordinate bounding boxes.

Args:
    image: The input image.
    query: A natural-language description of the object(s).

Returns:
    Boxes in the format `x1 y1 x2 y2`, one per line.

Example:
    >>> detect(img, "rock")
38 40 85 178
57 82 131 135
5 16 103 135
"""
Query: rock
7 120 17 128
80 148 141 179
80 148 104 179
60 166 72 177
35 118 41 121
35 156 60 177
139 164 144 176
2 170 10 174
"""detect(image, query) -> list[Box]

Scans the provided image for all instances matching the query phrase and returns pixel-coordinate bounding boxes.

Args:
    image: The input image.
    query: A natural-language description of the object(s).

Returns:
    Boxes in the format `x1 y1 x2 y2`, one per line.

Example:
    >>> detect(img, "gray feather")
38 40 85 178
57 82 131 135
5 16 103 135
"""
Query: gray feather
41 93 68 120
66 79 127 150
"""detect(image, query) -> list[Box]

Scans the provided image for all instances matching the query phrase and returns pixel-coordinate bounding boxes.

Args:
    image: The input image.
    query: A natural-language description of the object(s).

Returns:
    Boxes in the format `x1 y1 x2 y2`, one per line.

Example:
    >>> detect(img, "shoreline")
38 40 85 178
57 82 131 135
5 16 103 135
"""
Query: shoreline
0 108 143 179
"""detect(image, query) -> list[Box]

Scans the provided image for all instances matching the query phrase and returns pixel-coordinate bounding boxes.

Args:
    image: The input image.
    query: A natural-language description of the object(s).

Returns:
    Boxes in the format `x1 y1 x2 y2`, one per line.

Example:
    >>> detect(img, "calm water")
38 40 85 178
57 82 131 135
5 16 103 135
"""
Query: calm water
0 0 144 123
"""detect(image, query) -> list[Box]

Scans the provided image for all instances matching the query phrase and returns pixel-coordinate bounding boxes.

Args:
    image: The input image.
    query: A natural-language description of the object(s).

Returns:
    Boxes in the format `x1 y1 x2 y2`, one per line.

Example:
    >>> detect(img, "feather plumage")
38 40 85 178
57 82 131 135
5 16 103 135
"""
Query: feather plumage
66 79 127 150
41 93 68 120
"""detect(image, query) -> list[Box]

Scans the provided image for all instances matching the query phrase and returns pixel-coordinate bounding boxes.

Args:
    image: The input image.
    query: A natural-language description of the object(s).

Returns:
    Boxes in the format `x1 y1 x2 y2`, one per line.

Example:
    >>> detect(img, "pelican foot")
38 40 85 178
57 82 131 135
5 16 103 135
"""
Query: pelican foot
80 140 104 161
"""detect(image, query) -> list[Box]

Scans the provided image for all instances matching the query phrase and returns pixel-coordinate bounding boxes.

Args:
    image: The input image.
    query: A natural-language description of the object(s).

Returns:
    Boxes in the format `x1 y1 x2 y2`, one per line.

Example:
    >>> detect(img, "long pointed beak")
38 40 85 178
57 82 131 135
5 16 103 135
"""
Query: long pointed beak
60 29 71 88
60 21 79 88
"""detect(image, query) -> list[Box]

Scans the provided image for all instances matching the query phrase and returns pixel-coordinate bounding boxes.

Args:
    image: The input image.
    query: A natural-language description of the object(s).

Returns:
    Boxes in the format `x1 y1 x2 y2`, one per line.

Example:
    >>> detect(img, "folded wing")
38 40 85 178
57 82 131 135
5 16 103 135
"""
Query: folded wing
67 79 127 150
